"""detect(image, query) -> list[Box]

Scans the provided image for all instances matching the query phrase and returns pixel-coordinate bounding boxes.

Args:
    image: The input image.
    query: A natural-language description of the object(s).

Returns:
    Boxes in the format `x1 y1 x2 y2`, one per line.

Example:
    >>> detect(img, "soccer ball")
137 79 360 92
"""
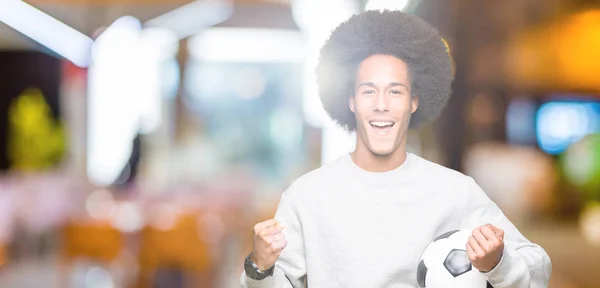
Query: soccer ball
417 229 493 288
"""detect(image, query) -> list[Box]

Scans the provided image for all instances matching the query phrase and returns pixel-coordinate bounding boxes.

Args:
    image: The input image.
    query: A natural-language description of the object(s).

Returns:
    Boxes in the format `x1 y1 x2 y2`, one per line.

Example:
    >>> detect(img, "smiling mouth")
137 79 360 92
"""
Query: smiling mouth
369 120 395 135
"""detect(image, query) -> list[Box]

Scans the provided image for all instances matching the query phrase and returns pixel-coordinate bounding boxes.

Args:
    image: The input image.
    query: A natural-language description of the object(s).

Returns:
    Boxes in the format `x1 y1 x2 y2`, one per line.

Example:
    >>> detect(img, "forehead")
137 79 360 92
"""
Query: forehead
356 55 409 85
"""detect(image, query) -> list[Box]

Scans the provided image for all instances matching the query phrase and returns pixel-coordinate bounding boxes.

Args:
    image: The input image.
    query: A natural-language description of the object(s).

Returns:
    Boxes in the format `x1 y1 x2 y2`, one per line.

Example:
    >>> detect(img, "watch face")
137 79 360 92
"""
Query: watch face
244 255 276 281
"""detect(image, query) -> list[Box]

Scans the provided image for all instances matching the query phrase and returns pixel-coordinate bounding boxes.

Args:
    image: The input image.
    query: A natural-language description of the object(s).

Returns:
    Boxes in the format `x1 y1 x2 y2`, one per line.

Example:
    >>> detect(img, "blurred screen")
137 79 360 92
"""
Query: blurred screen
535 97 600 155
506 98 538 146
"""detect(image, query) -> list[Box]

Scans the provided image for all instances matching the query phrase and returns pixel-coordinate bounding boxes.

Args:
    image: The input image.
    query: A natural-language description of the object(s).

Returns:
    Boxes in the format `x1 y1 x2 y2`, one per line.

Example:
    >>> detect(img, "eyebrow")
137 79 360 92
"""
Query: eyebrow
357 82 408 90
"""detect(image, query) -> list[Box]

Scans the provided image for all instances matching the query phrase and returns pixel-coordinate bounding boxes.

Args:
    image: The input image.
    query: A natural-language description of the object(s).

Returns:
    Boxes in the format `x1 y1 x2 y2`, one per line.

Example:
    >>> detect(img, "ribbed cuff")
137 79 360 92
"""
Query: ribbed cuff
477 248 521 287
240 271 275 288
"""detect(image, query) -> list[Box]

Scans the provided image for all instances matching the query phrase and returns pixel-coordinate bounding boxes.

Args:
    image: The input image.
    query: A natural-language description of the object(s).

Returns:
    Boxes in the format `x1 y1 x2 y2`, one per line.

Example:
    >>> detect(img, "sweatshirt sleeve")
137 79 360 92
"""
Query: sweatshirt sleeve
240 182 307 288
460 177 552 288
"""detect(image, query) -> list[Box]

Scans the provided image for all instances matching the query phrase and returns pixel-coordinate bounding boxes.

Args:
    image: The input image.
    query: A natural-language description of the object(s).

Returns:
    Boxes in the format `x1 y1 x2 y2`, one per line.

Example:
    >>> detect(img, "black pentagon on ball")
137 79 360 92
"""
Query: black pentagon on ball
444 249 472 277
417 259 428 288
487 282 494 288
433 229 460 242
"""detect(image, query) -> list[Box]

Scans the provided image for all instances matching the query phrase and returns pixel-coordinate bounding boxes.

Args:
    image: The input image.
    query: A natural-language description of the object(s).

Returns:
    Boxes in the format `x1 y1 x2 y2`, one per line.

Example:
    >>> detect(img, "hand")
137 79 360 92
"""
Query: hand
466 224 505 272
251 219 287 271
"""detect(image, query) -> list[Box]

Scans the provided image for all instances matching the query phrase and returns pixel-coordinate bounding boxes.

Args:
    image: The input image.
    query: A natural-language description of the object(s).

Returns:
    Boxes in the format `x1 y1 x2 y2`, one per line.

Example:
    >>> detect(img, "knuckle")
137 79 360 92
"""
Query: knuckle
274 243 283 251
269 246 278 254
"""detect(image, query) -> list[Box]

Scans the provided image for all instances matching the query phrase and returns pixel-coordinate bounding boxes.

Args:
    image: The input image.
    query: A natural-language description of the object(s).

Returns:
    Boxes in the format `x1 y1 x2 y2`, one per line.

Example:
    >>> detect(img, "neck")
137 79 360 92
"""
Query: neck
351 141 408 172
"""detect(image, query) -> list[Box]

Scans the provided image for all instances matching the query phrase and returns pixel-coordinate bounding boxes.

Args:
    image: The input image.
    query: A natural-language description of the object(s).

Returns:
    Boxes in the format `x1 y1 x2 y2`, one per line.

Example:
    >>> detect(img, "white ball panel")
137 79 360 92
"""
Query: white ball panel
448 230 472 248
425 266 455 287
450 270 488 288
422 238 452 268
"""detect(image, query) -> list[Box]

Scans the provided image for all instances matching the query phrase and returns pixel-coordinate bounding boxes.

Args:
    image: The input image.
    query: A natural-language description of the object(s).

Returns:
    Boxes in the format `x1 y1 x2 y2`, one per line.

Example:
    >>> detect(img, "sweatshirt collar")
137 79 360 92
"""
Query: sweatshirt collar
341 152 415 188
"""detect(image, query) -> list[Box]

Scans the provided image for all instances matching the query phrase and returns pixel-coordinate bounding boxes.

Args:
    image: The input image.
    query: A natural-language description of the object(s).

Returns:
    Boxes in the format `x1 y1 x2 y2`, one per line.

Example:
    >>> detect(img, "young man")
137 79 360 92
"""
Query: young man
241 10 551 288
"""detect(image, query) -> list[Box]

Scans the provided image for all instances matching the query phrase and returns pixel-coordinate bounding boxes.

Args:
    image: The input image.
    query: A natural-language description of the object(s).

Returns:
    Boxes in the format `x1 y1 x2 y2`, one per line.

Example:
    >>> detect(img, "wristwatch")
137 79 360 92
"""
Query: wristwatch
244 253 275 280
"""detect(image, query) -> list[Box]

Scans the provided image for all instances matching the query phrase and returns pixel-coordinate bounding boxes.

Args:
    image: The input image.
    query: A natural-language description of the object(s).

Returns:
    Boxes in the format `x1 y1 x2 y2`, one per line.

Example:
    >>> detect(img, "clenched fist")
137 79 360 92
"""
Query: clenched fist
467 224 505 273
251 219 287 271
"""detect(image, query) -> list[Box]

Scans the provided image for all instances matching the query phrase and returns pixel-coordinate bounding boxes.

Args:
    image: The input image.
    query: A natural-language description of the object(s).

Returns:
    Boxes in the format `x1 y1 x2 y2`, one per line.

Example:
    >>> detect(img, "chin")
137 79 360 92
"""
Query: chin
367 145 397 157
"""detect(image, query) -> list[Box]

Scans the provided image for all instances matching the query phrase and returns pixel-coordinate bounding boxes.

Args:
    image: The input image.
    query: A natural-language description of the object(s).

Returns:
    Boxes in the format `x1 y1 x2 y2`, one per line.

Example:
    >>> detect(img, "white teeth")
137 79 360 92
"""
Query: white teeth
370 121 394 127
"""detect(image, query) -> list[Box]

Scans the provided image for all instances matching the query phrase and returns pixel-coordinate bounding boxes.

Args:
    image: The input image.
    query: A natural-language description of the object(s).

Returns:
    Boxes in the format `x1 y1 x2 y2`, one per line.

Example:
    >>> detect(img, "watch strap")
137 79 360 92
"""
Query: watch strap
244 253 275 280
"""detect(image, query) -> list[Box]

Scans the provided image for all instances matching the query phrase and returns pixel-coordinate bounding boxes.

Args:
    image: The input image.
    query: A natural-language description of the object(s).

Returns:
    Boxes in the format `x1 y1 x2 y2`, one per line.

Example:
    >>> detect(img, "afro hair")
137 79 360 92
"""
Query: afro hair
316 10 455 131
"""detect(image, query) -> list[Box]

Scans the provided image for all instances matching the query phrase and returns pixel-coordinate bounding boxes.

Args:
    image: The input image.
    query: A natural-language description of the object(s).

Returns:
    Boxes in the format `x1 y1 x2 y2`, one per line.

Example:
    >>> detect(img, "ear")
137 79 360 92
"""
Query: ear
411 96 419 114
349 97 356 113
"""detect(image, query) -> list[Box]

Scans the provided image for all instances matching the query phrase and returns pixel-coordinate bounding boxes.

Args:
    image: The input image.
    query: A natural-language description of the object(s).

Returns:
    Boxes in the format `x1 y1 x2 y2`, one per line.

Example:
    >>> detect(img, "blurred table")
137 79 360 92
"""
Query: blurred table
522 221 600 288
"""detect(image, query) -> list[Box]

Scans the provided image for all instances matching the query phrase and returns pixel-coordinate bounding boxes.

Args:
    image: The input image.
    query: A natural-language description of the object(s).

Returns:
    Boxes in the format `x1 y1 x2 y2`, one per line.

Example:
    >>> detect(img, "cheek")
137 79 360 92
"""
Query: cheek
353 99 371 117
391 99 413 116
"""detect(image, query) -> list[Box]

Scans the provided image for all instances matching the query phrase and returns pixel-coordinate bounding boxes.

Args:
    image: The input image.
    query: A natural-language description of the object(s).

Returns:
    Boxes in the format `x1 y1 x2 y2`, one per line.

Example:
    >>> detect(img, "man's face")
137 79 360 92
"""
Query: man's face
350 55 419 156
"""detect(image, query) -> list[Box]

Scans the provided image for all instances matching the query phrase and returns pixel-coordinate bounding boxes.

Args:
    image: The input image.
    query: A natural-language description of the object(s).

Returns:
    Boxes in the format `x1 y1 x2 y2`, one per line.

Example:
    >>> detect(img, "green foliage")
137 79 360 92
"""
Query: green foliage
7 88 66 171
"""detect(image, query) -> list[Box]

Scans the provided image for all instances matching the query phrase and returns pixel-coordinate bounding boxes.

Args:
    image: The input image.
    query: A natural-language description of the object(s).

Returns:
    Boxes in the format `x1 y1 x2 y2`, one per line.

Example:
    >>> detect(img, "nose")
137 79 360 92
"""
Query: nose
374 92 389 112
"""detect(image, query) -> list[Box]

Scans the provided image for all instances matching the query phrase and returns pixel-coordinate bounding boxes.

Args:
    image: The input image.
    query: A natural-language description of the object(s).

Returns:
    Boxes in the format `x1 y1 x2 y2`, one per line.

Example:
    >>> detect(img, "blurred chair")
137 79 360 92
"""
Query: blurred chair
0 243 6 269
59 220 125 287
135 212 213 288
61 220 123 262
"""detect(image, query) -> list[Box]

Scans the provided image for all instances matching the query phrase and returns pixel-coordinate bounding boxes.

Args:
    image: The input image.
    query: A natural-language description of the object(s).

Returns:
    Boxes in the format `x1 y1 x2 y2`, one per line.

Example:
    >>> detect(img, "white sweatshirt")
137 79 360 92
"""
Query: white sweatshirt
241 153 552 288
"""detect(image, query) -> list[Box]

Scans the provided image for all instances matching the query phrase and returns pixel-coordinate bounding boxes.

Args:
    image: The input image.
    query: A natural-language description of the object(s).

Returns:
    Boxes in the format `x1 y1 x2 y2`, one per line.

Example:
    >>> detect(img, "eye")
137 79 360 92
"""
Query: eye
362 90 376 95
389 90 402 95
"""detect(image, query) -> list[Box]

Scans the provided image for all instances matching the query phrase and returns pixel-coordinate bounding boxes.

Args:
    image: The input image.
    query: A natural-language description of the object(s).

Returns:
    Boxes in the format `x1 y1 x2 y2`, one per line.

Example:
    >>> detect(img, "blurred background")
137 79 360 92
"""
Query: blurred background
0 0 599 287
